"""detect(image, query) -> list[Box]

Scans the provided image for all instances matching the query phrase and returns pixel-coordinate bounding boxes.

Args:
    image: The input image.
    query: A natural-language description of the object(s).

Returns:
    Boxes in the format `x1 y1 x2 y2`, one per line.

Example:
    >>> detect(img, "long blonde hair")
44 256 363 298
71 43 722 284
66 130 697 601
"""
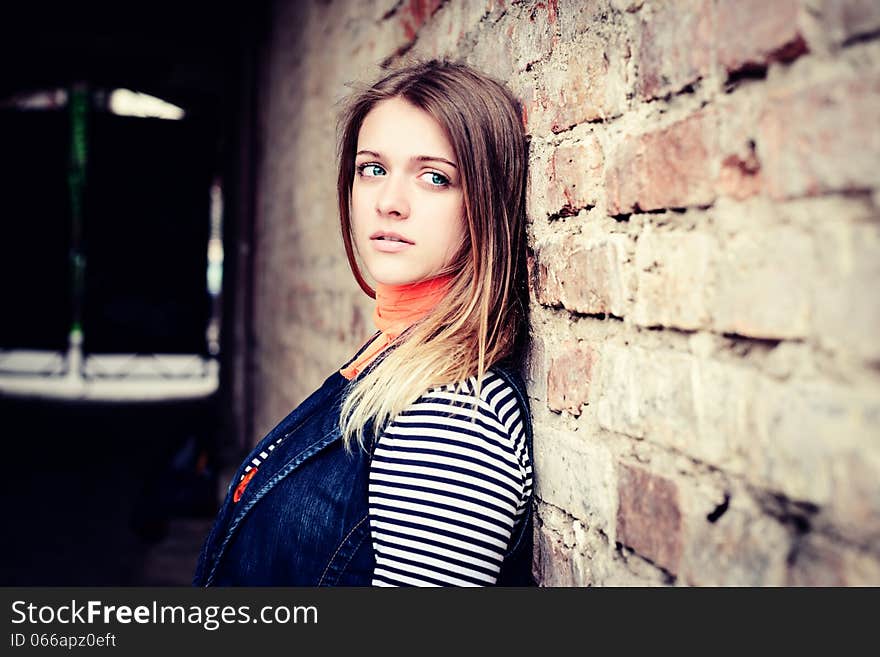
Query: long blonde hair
336 59 529 450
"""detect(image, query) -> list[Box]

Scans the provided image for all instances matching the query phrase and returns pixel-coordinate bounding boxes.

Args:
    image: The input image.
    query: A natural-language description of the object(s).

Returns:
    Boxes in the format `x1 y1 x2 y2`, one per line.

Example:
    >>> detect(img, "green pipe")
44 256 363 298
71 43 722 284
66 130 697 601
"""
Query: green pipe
67 84 88 340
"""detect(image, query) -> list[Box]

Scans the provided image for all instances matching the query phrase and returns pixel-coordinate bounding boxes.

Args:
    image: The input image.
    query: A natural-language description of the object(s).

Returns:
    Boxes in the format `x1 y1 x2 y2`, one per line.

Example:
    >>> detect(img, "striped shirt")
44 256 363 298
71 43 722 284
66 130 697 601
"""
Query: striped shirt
369 369 533 587
236 368 533 587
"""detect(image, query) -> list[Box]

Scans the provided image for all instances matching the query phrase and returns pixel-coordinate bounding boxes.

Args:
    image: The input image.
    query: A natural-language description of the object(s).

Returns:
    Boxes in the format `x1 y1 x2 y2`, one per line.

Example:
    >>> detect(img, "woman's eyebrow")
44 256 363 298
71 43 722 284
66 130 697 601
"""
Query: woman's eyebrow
356 149 458 169
415 155 458 169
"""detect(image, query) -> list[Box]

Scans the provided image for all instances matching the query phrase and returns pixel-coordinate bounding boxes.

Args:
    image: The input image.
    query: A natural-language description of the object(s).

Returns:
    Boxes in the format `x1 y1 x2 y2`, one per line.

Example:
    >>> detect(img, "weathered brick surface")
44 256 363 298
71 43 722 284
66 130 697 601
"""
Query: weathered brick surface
523 333 547 403
527 137 604 220
508 0 559 73
716 0 807 75
557 0 608 41
595 341 880 550
713 90 765 198
750 378 880 545
689 357 755 472
411 0 498 60
709 225 813 340
526 32 628 135
248 0 880 586
525 144 552 220
813 222 880 362
533 522 580 586
540 435 617 535
596 345 697 448
716 149 762 200
606 112 716 214
617 463 683 574
533 428 617 537
464 11 518 81
531 502 597 587
633 228 714 330
396 0 444 42
544 52 602 132
788 534 880 586
532 502 658 587
546 137 605 217
532 234 630 316
546 340 595 416
680 482 790 586
759 76 880 199
603 346 872 482
822 0 880 45
610 0 644 11
635 0 713 100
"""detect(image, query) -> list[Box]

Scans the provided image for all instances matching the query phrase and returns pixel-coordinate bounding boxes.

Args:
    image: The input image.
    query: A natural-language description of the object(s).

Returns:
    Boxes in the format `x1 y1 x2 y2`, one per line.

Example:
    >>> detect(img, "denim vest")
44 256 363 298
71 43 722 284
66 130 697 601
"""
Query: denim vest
193 336 535 586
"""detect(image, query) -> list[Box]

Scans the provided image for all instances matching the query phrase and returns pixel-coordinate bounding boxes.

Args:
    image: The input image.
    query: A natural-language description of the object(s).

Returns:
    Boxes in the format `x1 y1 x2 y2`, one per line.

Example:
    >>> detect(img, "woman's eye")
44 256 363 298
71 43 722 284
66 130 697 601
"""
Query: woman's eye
357 163 385 177
421 171 450 187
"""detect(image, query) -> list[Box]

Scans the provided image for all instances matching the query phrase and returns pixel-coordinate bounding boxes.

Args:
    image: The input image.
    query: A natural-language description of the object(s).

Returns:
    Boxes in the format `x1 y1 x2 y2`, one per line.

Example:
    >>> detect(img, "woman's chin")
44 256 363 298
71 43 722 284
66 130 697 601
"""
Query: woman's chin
372 275 420 287
364 266 424 287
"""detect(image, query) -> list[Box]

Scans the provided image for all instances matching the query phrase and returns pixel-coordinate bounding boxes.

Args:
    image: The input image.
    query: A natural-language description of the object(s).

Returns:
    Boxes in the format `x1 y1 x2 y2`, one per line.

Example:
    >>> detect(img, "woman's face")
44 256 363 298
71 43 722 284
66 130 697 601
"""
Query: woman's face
351 97 466 286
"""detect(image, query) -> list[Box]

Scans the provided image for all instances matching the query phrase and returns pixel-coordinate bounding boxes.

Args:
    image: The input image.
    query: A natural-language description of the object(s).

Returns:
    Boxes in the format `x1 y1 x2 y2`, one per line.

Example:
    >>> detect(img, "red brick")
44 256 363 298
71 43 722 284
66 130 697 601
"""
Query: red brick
534 522 579 586
546 137 604 217
606 112 716 214
759 76 880 199
533 236 629 316
527 38 619 135
547 341 595 416
636 0 713 100
716 150 762 200
397 0 444 41
617 463 683 574
714 97 765 200
716 0 807 75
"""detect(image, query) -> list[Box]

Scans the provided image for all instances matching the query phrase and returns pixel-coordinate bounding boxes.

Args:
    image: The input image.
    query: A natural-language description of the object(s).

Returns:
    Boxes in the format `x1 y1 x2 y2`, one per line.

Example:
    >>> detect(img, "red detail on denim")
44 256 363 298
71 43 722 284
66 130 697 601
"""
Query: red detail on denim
233 467 258 503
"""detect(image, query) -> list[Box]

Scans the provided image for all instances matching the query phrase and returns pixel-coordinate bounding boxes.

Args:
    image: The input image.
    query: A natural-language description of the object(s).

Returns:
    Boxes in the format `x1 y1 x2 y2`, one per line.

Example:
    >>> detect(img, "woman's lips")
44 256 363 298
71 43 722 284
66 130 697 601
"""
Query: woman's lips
370 237 413 253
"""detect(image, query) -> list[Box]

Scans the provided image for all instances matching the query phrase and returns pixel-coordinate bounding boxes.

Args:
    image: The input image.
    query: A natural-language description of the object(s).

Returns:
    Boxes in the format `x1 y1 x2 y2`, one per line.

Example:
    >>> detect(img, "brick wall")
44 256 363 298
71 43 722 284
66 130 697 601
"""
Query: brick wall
248 0 880 585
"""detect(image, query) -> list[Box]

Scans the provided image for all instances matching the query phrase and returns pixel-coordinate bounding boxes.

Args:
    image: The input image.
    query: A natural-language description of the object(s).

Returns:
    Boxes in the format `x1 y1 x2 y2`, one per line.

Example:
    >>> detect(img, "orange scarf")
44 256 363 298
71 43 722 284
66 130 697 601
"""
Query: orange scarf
339 274 454 380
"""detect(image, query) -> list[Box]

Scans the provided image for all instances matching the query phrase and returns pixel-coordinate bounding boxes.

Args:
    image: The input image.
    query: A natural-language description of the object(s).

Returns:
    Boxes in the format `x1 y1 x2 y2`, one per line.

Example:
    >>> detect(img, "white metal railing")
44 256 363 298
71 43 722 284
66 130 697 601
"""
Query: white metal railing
0 336 218 401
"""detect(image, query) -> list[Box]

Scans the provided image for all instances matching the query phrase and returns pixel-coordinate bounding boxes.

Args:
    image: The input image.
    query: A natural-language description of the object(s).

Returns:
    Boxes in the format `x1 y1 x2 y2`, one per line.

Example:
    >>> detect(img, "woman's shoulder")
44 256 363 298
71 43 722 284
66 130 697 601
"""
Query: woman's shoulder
423 364 500 398
426 364 524 410
403 366 528 452
380 367 531 480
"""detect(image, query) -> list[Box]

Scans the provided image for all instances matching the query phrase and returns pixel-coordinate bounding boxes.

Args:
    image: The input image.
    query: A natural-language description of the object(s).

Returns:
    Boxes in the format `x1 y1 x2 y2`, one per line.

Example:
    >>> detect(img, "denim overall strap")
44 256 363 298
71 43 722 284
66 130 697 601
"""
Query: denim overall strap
194 332 381 586
203 399 348 585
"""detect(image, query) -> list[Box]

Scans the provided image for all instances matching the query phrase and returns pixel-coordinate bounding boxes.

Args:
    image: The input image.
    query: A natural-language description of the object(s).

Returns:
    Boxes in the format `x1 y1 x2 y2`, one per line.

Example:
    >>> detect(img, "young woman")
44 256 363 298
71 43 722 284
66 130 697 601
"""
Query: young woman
194 60 534 587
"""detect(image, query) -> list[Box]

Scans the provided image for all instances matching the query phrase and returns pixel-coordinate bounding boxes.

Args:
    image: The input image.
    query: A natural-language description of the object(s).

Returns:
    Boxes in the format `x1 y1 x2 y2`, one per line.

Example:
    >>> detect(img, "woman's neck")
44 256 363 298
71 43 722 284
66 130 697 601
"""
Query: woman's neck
372 274 455 337
338 274 455 381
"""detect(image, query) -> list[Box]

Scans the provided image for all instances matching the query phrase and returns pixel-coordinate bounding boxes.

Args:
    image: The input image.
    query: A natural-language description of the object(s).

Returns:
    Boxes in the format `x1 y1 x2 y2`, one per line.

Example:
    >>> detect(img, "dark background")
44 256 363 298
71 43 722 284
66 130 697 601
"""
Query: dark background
0 1 268 584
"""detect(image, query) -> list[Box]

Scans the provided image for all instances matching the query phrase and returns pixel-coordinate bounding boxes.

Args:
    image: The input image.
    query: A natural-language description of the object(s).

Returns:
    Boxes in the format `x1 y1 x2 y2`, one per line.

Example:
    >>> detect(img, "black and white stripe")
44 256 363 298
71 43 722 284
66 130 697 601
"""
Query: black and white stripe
239 438 282 479
369 369 533 587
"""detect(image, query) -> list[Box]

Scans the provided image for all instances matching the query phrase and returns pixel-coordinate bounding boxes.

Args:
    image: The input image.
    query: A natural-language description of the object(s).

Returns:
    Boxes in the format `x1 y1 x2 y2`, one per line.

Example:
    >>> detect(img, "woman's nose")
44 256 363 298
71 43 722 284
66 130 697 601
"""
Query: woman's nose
375 175 409 218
